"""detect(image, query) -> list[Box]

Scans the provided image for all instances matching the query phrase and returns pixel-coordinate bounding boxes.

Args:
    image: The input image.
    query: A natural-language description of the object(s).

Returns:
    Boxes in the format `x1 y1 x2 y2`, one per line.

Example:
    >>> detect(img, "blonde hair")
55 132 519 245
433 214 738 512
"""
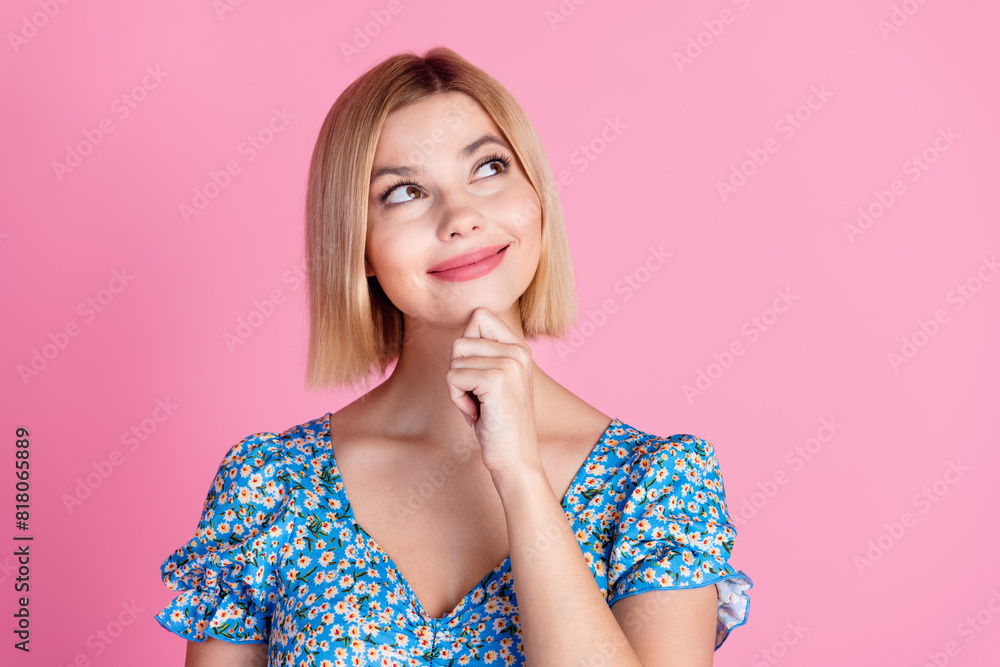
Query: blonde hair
305 46 577 394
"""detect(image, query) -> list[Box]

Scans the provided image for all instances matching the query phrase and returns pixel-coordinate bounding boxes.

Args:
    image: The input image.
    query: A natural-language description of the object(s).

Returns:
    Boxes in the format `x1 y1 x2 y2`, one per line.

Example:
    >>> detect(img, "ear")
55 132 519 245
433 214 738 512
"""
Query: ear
364 255 374 278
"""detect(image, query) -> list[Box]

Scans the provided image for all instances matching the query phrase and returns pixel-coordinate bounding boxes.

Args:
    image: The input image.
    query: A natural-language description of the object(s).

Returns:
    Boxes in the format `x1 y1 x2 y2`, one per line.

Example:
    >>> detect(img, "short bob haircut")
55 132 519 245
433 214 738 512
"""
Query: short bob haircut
305 46 577 394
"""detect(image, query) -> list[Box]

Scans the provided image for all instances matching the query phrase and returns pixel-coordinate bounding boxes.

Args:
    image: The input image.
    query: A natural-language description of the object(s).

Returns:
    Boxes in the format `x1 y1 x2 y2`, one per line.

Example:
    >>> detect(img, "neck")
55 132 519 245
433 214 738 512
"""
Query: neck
360 305 557 449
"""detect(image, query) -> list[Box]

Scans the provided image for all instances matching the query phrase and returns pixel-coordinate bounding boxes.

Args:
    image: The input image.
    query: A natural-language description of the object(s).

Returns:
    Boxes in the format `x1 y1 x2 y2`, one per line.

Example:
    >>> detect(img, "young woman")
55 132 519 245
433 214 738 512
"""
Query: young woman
156 47 753 666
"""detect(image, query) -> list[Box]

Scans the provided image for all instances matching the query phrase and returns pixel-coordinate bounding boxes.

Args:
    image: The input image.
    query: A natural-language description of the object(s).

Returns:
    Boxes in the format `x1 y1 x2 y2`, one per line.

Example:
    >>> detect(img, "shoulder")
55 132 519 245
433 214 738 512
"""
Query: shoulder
169 413 332 549
602 423 752 649
204 413 332 510
215 412 331 474
602 422 729 507
606 421 721 479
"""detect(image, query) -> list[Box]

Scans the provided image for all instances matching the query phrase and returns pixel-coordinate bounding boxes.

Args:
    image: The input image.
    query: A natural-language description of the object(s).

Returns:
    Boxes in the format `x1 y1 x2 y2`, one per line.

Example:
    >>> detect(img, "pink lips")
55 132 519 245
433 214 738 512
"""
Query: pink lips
427 244 510 282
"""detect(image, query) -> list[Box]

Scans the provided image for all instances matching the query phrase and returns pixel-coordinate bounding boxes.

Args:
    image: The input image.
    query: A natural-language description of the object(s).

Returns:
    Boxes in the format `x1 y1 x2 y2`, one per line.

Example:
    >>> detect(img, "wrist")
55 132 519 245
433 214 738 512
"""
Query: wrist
490 460 551 508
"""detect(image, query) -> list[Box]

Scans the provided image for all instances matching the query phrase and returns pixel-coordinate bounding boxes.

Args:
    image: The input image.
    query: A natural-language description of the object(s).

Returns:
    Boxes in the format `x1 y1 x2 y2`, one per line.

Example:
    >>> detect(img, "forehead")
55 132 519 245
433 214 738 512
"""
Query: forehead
373 91 499 161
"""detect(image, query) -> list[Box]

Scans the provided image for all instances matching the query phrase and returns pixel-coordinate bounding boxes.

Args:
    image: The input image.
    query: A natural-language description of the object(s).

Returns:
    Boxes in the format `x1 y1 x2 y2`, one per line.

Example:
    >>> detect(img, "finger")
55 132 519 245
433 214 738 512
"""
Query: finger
446 368 484 420
450 355 521 372
450 337 516 361
461 306 518 344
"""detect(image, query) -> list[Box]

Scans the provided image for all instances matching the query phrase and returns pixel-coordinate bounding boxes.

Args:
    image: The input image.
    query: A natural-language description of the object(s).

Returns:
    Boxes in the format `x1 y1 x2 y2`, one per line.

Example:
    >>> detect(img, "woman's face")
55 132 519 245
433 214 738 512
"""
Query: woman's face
364 91 542 329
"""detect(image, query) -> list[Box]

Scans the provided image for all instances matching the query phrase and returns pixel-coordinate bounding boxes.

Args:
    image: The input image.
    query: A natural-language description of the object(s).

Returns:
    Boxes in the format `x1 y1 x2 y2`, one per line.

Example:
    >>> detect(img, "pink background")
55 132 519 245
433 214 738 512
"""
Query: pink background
3 1 998 665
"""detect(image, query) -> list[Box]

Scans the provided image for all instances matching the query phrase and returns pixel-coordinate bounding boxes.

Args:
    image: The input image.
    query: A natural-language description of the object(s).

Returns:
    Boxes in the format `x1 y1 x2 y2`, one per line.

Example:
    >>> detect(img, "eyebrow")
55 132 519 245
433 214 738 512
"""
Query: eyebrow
369 133 513 185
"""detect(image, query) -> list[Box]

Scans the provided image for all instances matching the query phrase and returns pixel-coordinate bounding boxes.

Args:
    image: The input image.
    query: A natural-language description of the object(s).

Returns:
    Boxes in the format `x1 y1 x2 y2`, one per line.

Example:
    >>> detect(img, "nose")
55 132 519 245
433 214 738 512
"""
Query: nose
436 188 487 239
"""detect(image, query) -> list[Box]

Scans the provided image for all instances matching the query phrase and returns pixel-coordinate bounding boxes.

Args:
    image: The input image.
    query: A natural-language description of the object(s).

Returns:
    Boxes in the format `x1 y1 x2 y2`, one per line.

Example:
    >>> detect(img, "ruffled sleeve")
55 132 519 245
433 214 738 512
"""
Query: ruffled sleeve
607 433 753 650
155 431 290 644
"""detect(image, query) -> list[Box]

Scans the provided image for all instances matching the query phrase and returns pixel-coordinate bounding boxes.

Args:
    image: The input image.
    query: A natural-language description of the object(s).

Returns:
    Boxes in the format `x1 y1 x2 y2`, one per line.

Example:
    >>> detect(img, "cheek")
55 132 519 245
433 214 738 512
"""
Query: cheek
499 186 543 233
366 227 425 285
500 188 542 275
365 228 393 278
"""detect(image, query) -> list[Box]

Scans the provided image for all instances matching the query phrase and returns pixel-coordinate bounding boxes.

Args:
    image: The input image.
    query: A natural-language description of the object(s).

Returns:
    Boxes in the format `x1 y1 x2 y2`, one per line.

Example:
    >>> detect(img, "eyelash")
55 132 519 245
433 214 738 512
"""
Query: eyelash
378 152 512 205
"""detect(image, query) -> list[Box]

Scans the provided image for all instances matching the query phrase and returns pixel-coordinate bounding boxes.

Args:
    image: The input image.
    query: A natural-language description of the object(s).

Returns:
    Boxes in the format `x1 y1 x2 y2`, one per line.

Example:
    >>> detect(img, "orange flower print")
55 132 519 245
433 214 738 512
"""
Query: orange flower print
155 415 752 660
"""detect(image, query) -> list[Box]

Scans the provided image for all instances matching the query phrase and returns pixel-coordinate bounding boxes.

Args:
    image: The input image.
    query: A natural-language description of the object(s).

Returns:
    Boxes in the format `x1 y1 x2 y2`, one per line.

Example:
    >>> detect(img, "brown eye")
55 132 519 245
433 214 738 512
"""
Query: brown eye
475 159 506 179
384 183 423 205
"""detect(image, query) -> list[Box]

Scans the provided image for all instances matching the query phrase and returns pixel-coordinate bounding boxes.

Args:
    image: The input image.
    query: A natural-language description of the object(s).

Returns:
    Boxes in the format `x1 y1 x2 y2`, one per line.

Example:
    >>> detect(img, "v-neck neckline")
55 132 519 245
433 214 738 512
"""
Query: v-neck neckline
322 412 619 623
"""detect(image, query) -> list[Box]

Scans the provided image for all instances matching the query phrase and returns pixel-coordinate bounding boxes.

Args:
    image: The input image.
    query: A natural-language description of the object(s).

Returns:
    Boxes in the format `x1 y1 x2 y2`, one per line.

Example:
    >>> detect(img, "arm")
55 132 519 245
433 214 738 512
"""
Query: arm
494 465 718 665
611 585 718 666
185 638 268 667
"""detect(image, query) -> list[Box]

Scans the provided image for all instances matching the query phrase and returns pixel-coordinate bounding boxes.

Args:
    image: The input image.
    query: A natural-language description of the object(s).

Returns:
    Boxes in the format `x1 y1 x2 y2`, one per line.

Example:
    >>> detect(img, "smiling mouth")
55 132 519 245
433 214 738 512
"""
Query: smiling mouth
429 244 510 273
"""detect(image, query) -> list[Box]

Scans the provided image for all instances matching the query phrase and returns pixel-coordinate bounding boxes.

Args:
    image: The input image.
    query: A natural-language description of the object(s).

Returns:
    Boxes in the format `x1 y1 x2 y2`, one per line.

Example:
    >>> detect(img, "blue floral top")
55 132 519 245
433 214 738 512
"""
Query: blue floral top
156 413 752 665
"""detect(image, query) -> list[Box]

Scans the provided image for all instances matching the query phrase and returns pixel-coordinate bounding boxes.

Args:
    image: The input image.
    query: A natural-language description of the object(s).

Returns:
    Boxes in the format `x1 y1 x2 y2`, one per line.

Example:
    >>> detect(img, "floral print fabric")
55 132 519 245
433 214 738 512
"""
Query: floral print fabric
156 413 753 665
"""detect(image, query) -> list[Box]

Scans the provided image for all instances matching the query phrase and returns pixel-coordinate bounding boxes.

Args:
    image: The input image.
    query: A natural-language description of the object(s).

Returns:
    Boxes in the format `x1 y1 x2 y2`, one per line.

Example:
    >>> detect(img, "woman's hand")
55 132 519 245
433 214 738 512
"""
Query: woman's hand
446 307 542 479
